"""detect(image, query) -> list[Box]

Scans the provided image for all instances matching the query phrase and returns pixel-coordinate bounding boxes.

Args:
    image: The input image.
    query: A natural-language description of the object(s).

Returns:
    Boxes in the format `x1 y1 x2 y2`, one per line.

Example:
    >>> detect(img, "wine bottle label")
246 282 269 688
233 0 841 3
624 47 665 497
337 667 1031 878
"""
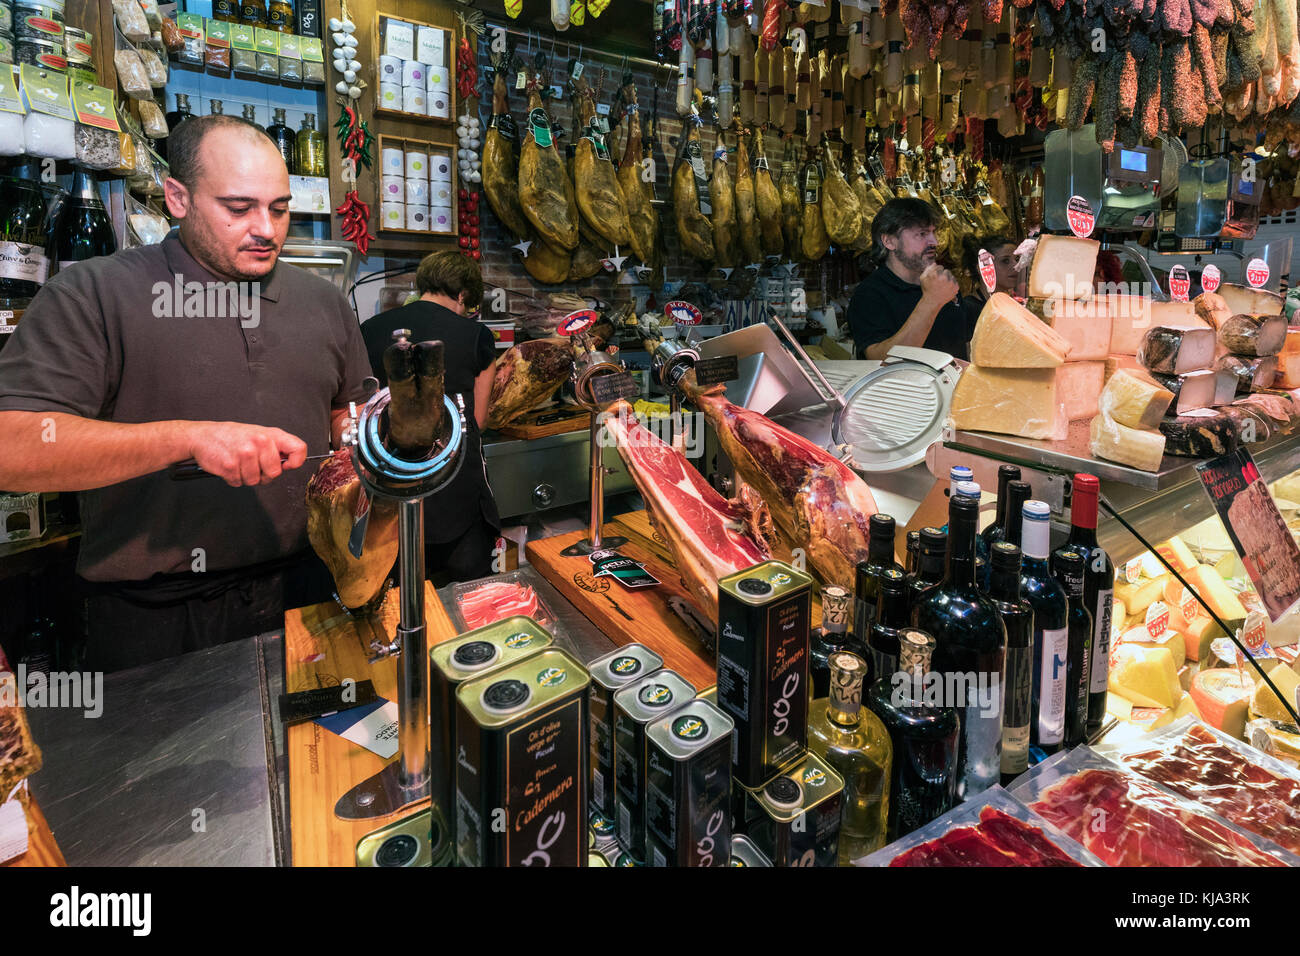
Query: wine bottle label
1001 643 1032 776
1089 588 1113 694
0 242 49 284
1036 626 1068 746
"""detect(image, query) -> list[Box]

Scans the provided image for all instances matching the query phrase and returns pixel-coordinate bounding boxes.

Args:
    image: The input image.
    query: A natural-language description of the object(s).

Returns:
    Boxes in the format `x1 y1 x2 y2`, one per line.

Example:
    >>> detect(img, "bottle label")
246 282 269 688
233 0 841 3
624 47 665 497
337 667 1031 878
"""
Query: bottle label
1089 588 1112 694
1037 626 1068 746
0 242 49 284
1001 643 1032 775
959 671 1002 796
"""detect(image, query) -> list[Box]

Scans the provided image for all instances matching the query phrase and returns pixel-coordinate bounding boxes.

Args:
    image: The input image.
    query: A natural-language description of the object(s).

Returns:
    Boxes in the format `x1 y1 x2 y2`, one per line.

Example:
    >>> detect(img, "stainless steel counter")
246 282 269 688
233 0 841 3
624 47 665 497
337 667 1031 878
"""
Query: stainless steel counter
26 636 281 866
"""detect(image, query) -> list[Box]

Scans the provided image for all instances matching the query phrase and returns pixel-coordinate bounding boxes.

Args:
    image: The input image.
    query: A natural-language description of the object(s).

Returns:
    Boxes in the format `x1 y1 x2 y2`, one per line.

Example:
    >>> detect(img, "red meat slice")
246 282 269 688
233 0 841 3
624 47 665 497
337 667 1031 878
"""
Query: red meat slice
457 581 542 630
887 809 1083 866
1030 768 1286 867
977 807 1083 866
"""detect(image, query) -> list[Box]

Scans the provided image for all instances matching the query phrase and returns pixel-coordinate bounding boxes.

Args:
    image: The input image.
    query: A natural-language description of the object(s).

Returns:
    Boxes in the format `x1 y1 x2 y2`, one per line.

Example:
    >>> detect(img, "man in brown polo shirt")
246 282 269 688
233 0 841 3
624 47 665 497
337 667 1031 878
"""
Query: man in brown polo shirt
0 116 372 671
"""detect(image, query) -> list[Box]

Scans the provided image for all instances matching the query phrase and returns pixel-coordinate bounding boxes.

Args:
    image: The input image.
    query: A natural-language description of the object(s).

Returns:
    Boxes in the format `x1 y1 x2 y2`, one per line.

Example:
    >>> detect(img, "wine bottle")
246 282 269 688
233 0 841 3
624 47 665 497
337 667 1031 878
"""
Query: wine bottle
914 493 1007 798
160 93 194 162
989 542 1034 784
905 526 946 618
868 568 908 681
904 529 920 574
865 628 959 840
0 160 51 304
809 585 861 702
981 464 1022 549
808 650 892 863
853 512 901 642
1051 548 1093 748
51 168 117 275
1000 479 1033 548
1020 500 1069 756
954 479 989 589
266 108 297 173
1058 473 1112 738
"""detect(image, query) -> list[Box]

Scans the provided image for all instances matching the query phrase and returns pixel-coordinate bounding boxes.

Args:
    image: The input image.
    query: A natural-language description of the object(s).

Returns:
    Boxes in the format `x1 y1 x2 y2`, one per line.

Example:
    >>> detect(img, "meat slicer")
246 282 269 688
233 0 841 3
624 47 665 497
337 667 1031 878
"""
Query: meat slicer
335 331 467 823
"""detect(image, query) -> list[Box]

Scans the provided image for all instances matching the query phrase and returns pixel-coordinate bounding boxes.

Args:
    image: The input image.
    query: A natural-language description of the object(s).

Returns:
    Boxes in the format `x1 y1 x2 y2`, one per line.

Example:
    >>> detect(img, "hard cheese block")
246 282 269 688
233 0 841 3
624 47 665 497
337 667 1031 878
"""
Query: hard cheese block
1250 663 1300 724
970 292 1072 368
1090 409 1167 472
1159 409 1240 458
950 364 1065 439
1027 234 1100 300
1184 564 1247 621
1057 361 1106 420
1155 536 1199 574
1028 297 1113 361
1109 643 1182 709
1098 369 1174 430
1149 369 1219 415
1109 299 1209 355
1116 573 1171 616
1189 668 1254 738
1216 282 1285 317
1118 623 1187 669
1138 326 1218 375
1273 329 1300 389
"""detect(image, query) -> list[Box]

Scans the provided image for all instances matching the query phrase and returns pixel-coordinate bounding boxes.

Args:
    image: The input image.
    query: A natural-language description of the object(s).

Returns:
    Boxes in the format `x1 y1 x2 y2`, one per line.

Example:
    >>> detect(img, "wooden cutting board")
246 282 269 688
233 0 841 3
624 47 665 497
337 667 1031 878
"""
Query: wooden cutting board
3 796 66 867
494 405 590 440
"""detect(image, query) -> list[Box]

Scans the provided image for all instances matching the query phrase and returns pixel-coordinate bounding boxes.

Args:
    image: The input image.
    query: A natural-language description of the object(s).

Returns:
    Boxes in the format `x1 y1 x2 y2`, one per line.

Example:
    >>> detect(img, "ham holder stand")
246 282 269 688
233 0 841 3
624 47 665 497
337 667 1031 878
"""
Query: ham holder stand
335 333 467 822
560 340 631 557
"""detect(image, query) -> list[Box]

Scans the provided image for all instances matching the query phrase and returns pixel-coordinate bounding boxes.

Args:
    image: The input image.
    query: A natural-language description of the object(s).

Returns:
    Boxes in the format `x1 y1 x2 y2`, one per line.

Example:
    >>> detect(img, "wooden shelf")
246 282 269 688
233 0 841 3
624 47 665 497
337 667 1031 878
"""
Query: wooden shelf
374 107 454 126
374 132 459 239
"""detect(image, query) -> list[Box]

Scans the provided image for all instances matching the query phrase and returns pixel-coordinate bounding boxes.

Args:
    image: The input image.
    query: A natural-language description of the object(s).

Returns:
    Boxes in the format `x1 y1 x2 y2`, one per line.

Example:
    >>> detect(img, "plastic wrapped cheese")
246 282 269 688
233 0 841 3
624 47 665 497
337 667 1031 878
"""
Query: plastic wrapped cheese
1090 409 1166 472
951 365 1066 439
1098 369 1173 430
969 292 1071 368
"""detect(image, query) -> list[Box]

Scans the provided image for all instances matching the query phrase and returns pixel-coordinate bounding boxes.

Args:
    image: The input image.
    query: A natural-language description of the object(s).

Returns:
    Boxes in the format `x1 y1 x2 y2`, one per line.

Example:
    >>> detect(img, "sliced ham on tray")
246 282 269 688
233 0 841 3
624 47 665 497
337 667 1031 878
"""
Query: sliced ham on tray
888 808 1083 867
457 581 543 630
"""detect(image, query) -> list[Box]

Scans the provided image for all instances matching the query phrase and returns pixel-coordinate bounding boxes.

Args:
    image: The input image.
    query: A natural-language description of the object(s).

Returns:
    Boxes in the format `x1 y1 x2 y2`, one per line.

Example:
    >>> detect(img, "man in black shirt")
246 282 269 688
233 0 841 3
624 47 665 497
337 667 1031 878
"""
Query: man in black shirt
846 198 974 361
361 253 501 582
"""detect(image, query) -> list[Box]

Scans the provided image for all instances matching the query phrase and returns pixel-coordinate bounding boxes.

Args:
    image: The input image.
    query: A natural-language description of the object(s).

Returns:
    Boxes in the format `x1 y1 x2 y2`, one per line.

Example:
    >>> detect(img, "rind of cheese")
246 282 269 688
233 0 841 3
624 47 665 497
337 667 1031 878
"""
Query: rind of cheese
1190 668 1254 738
970 292 1072 368
1118 623 1187 669
1090 409 1167 472
1185 564 1247 621
1116 573 1171 615
1109 644 1182 709
1098 369 1174 430
1182 614 1227 662
1155 536 1198 575
1250 663 1300 724
1057 361 1106 420
1028 235 1100 301
1029 296 1114 361
1108 299 1210 355
950 364 1066 439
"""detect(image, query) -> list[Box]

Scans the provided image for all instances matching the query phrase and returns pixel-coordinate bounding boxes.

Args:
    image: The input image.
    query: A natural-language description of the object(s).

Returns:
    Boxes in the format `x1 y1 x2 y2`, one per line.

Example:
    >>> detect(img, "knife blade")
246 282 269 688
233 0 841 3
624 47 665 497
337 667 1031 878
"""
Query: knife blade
168 453 333 481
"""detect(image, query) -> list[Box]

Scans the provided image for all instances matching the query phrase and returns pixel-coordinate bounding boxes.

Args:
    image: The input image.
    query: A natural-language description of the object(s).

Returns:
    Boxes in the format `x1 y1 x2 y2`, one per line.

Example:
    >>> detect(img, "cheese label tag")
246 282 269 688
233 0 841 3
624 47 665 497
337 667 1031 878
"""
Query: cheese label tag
1241 611 1273 660
1180 586 1200 622
1124 558 1143 585
1201 263 1221 293
1066 195 1095 238
1145 601 1170 640
1168 264 1190 302
1246 257 1270 288
977 248 996 294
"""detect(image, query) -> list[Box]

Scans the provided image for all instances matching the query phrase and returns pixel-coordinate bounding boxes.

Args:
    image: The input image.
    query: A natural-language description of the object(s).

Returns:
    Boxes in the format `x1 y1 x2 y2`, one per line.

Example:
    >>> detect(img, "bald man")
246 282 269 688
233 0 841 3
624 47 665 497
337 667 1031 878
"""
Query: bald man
0 116 372 670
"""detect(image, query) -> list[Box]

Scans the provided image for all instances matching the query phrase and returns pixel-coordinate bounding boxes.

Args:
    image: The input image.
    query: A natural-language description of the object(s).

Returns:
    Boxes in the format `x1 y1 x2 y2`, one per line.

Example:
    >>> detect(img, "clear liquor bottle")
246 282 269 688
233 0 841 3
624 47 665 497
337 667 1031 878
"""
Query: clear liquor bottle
808 650 892 863
865 629 959 841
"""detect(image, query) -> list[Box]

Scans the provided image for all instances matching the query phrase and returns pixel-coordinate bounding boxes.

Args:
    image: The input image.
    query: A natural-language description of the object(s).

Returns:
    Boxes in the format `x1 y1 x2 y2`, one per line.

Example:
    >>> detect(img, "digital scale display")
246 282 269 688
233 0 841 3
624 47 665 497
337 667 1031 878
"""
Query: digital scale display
1120 149 1148 172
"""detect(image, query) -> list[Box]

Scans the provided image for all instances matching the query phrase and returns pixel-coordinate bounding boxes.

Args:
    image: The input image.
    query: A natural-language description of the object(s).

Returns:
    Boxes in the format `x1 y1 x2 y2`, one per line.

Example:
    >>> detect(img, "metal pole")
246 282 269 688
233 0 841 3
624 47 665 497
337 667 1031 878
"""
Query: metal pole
588 411 604 551
396 497 428 793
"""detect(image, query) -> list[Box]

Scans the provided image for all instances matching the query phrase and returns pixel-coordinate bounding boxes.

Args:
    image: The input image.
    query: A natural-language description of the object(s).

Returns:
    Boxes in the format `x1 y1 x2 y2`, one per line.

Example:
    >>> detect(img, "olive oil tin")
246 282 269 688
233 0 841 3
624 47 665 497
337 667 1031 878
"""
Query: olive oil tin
589 807 618 851
716 560 813 787
729 833 773 867
695 684 717 705
454 647 590 867
612 668 696 861
430 616 554 845
355 807 455 867
587 642 664 817
738 752 844 867
644 699 734 867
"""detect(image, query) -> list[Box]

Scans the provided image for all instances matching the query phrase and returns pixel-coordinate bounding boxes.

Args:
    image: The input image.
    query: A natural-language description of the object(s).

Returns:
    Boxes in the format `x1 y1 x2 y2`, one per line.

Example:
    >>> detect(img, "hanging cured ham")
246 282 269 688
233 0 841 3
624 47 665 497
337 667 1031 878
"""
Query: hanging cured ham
573 76 633 247
617 85 659 264
518 77 580 251
671 110 716 261
486 319 614 428
483 55 532 241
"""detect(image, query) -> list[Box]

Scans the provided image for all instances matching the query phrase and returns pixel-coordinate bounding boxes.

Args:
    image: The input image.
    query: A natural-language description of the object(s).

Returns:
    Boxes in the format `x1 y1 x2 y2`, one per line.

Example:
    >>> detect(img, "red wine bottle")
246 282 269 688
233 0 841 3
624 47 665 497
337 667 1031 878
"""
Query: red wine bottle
1050 548 1093 748
1058 474 1112 738
1020 500 1068 756
989 541 1034 784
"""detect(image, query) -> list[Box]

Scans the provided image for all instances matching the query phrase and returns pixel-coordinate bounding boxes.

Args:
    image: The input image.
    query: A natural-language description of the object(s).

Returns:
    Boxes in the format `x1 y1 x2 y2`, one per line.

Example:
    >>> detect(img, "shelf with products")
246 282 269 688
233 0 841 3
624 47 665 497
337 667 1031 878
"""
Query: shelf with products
370 12 454 125
372 132 455 237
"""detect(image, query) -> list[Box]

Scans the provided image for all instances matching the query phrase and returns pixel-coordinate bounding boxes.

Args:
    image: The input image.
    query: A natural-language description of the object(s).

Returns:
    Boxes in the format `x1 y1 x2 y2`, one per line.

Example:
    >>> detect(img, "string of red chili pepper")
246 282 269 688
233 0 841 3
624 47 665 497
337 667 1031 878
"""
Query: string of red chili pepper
336 191 373 256
456 37 477 100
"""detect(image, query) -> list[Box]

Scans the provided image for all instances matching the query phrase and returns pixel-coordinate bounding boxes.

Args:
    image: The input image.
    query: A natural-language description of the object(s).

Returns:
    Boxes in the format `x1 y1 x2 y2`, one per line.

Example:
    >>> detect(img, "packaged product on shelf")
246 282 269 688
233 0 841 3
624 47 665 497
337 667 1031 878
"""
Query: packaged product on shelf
21 66 74 159
124 191 168 245
137 45 167 86
277 32 300 82
0 70 24 154
860 786 1103 867
74 123 121 169
111 0 149 42
112 42 151 99
1010 747 1292 866
299 35 324 84
175 13 204 65
255 26 277 77
159 15 183 52
138 0 161 30
137 98 166 138
1095 716 1300 858
204 17 231 71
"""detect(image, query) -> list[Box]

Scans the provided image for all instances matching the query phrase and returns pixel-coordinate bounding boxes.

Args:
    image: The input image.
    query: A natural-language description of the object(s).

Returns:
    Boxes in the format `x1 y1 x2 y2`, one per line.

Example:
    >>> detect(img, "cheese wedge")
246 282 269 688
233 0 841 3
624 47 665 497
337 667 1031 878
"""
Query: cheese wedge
1116 574 1171 616
1250 663 1300 724
1190 668 1254 738
1057 361 1106 420
970 292 1072 368
1028 235 1100 300
951 364 1066 439
1109 299 1211 355
1098 369 1174 430
1030 297 1113 361
1184 564 1247 621
1109 644 1182 709
1183 614 1227 662
1090 409 1167 472
1216 282 1285 317
1155 536 1199 575
1117 624 1187 669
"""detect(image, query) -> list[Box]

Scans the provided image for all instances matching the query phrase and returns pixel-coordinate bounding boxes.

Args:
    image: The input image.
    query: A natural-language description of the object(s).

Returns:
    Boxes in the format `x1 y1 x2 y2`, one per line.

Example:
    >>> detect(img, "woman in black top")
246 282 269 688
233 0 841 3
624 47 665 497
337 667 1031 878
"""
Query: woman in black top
960 233 1023 328
361 252 501 582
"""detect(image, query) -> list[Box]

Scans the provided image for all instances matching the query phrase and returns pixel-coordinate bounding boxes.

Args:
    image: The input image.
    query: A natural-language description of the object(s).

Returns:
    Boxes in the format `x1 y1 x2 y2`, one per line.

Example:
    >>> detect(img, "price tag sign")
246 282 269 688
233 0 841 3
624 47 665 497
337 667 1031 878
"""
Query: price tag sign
1145 601 1170 640
1246 257 1270 288
1066 195 1096 238
1242 611 1270 656
695 354 739 386
588 371 639 405
1168 264 1190 302
1201 263 1221 293
977 248 996 294
1180 586 1200 622
557 309 598 335
664 300 702 326
1124 557 1144 585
